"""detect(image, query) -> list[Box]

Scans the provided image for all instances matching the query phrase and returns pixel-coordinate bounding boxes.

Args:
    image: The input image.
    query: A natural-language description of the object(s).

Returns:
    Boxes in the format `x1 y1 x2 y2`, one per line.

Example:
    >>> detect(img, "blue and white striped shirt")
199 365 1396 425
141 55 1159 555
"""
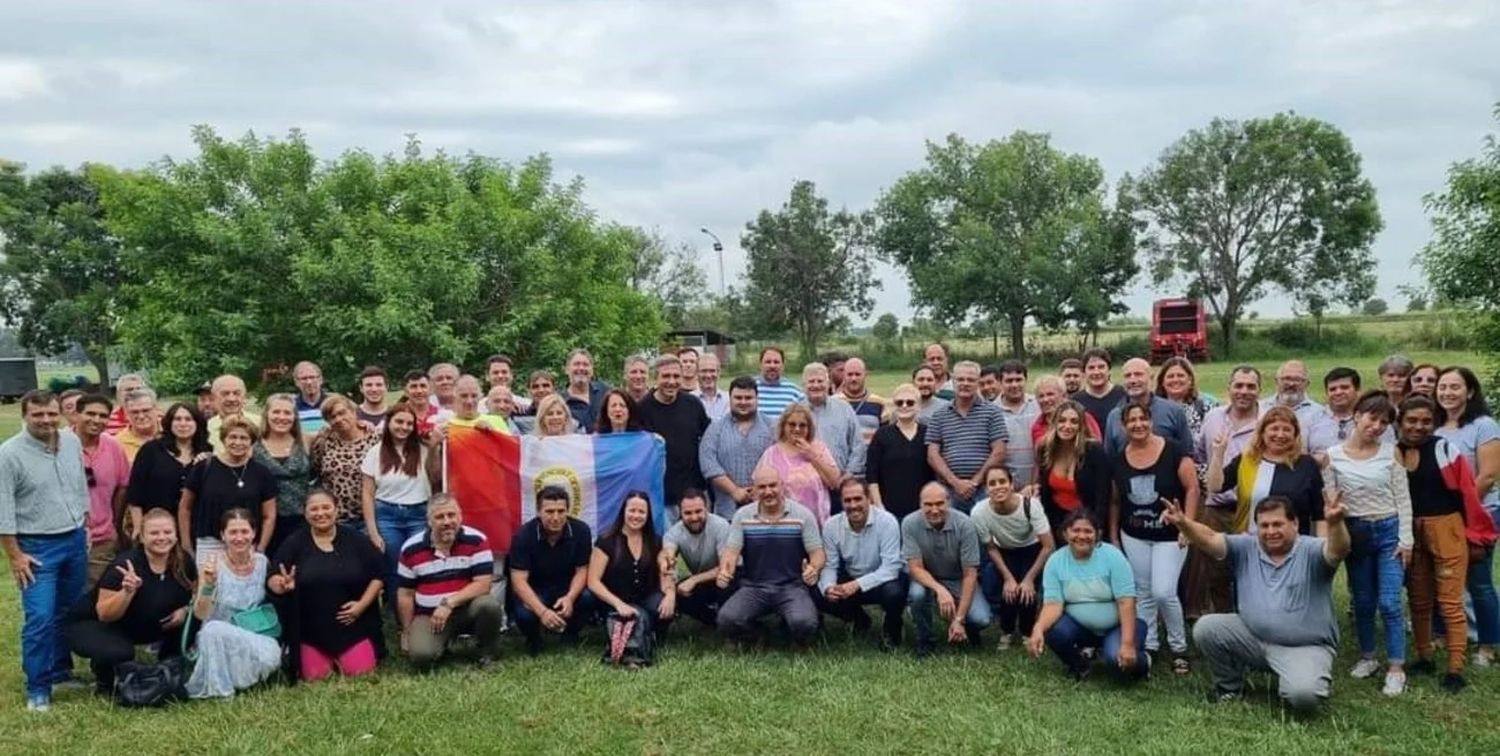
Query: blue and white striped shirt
755 378 806 425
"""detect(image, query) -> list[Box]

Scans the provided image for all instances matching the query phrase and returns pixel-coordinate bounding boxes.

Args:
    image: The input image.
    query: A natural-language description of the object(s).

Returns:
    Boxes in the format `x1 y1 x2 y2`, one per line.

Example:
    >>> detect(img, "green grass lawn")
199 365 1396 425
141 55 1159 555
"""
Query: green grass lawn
0 349 1496 751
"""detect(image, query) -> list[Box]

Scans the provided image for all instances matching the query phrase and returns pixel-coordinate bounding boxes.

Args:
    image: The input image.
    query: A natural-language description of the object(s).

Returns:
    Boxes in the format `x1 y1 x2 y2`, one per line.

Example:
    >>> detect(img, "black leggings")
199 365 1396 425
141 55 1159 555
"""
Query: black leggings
64 619 183 689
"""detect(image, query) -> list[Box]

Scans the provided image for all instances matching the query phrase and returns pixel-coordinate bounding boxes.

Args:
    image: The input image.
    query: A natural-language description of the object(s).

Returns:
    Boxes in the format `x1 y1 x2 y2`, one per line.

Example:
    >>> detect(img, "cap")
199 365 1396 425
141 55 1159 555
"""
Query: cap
194 382 213 396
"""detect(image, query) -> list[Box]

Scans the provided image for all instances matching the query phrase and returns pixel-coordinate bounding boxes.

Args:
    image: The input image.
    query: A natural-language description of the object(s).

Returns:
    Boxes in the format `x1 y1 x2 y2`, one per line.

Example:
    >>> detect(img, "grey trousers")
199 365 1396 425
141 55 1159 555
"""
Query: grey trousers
1193 613 1333 711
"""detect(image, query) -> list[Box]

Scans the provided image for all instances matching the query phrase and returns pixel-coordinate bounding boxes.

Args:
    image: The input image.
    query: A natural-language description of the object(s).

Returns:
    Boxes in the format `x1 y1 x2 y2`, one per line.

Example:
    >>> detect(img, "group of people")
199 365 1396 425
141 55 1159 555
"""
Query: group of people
3 344 1497 715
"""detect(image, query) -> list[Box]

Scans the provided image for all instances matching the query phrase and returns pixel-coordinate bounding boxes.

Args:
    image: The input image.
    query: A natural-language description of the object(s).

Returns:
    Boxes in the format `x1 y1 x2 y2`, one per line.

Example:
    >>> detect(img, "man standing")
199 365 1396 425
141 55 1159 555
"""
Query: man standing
755 347 806 425
804 363 863 504
623 355 652 405
292 361 329 436
396 494 504 669
693 352 730 420
207 374 261 453
824 352 850 394
904 482 992 657
925 343 956 400
1 391 90 711
1073 349 1125 430
838 357 888 447
639 355 711 517
699 377 777 518
484 354 531 415
715 467 825 650
1102 358 1194 456
75 395 129 584
1307 368 1362 453
913 365 951 424
1261 361 1325 444
115 389 160 464
446 375 512 434
1187 365 1265 617
428 363 460 413
356 366 389 429
926 361 1008 513
818 479 906 649
996 360 1041 487
508 486 595 655
563 349 611 430
194 382 216 421
1168 495 1351 711
1059 358 1085 396
104 374 147 435
659 489 732 627
404 370 451 438
676 347 701 394
979 365 1003 403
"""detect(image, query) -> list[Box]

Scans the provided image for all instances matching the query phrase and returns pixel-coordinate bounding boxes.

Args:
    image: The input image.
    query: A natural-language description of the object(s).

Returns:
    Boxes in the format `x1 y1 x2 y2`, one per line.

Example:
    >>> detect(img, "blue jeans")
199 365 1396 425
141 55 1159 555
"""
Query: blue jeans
18 529 88 698
908 577 992 646
375 500 428 613
1346 516 1407 662
510 585 597 647
1469 507 1500 645
1044 614 1149 679
945 485 984 515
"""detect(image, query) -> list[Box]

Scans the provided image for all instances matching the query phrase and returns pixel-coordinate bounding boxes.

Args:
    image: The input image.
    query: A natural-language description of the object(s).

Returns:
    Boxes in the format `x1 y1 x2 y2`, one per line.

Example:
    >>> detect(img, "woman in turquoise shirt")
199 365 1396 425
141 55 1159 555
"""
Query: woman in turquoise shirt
1027 510 1148 681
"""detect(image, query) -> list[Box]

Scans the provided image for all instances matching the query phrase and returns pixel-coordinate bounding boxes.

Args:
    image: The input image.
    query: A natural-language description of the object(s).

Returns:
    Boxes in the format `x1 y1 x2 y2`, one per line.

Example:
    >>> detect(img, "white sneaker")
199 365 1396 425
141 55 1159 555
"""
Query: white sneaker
1473 650 1495 668
1350 658 1381 679
25 696 51 713
997 634 1013 651
1382 670 1407 696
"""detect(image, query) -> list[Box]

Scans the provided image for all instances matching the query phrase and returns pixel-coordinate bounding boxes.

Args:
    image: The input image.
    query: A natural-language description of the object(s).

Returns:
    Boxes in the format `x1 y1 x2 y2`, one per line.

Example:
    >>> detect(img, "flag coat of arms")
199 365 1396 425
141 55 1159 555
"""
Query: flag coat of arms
444 429 667 555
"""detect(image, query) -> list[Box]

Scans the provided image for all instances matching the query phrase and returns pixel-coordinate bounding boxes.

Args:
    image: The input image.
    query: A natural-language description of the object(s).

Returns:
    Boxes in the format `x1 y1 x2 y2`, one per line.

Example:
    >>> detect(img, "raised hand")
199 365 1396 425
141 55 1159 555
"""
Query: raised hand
200 554 219 587
1159 497 1185 526
118 560 144 594
1323 492 1346 525
276 564 297 592
1210 428 1229 456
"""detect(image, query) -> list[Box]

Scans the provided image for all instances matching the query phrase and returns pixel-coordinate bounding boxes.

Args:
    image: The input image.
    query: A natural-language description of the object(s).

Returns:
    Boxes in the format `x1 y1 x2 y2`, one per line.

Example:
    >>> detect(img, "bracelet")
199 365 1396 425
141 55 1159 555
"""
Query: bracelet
199 584 216 597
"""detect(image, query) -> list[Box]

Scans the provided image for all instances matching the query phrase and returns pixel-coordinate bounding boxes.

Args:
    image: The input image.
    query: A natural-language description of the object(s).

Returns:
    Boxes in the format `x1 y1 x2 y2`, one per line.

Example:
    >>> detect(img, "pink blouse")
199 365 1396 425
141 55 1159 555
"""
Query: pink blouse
758 441 838 525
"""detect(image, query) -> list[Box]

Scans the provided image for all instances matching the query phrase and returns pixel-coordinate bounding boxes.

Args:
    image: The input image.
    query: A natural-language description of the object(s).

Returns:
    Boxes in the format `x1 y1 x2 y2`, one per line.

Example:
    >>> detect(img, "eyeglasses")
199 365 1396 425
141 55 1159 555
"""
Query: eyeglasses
893 400 916 408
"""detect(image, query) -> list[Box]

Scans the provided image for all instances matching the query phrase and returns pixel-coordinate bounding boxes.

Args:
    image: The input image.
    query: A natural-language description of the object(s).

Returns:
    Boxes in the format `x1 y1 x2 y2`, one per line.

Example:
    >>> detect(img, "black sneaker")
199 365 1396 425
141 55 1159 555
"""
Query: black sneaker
476 654 498 671
525 637 543 657
1210 687 1243 703
1069 663 1092 682
914 641 936 660
1409 659 1437 676
1441 673 1467 693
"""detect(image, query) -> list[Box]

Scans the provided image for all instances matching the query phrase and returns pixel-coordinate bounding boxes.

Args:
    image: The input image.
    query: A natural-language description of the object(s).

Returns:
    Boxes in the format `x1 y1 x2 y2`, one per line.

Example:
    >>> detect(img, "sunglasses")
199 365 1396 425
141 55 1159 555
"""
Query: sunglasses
893 400 916 408
86 466 96 489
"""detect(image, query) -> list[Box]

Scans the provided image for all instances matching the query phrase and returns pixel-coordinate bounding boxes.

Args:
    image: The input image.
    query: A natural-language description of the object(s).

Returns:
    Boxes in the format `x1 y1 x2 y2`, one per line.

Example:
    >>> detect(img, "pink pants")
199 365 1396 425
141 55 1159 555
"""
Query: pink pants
299 639 378 681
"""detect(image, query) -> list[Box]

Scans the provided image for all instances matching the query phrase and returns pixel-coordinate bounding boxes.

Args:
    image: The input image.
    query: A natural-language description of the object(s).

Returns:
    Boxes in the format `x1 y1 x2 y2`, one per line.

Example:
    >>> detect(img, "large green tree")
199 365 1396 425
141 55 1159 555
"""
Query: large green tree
624 228 708 330
1421 104 1500 385
95 127 664 391
1123 112 1382 355
741 180 877 358
875 132 1136 359
0 162 126 382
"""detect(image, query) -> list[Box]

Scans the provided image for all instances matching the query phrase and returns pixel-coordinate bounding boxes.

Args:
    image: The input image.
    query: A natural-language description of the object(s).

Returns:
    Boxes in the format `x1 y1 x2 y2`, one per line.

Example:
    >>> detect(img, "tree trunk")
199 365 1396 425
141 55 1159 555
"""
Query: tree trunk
1218 313 1238 358
1009 314 1027 359
84 346 110 390
992 327 999 359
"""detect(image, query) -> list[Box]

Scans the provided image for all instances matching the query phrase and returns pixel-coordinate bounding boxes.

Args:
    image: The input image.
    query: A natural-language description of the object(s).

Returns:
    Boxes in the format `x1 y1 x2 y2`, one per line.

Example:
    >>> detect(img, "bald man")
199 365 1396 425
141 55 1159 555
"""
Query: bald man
837 357 889 447
1102 358 1194 456
715 466 826 649
206 374 261 453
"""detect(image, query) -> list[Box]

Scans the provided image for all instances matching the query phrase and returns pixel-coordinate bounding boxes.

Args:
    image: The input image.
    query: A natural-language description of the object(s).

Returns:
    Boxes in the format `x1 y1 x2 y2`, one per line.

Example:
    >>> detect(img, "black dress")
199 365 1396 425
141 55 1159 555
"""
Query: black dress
865 423 933 521
272 525 385 677
184 457 279 541
596 531 663 607
127 439 197 516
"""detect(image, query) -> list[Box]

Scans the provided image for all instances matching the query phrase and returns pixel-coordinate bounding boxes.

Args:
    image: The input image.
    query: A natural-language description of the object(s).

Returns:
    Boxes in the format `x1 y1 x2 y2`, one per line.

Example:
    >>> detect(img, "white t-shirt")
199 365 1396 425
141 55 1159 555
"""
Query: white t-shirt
359 443 432 505
969 496 1049 550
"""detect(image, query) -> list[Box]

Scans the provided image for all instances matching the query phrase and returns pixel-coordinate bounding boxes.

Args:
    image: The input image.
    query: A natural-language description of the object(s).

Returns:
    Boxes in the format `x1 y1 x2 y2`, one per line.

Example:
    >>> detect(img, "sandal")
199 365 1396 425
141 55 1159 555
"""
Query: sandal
1173 657 1191 675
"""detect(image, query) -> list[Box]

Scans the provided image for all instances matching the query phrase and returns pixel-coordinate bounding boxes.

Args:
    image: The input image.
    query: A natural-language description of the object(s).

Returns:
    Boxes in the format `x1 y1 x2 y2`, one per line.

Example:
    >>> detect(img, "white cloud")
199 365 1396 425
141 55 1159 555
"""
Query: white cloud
0 58 49 100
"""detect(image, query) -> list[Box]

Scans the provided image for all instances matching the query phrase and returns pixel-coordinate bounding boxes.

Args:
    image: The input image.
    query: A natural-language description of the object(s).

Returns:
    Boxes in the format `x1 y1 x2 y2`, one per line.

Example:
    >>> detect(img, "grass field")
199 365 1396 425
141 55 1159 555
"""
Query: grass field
1 349 1498 752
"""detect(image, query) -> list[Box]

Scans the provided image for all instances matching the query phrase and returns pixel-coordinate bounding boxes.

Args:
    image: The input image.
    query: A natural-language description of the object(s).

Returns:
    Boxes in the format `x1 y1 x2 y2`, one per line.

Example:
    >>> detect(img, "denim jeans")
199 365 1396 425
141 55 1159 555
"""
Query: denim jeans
908 577 992 645
945 485 985 515
375 500 428 613
1346 516 1407 662
1044 614 1149 679
18 529 88 698
1470 508 1500 646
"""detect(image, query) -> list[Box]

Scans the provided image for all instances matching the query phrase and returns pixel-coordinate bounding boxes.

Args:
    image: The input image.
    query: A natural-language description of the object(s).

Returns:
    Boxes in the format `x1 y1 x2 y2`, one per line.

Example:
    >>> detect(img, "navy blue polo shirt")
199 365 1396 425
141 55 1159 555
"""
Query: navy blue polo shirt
508 516 593 594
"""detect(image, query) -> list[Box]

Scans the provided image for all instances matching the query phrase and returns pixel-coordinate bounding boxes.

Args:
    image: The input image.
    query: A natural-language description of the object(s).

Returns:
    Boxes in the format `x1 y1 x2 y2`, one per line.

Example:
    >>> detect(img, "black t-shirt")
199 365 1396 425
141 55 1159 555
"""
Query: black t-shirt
1221 454 1326 535
865 423 932 521
1073 386 1127 431
1402 439 1465 519
127 439 197 513
509 517 592 595
69 548 197 645
273 526 384 655
638 394 711 504
595 531 661 605
185 457 279 541
1112 441 1187 542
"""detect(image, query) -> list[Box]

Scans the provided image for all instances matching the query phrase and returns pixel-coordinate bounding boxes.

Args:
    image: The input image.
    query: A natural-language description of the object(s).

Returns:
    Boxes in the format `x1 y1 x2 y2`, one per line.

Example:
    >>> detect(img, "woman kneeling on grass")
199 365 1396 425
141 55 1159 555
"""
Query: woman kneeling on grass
271 490 385 682
588 491 674 667
185 509 282 698
971 466 1053 651
1027 510 1148 681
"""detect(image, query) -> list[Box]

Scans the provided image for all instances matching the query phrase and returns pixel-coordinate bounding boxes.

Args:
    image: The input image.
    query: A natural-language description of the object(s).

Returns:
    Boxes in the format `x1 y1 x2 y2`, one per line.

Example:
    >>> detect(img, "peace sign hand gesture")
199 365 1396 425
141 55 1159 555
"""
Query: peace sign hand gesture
274 564 297 593
1323 492 1346 525
117 561 143 594
1159 497 1186 527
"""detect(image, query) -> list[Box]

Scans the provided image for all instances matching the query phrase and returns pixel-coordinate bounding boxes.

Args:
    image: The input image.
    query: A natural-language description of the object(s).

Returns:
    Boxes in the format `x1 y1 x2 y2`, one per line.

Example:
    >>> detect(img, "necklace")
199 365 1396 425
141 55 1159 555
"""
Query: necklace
221 456 250 488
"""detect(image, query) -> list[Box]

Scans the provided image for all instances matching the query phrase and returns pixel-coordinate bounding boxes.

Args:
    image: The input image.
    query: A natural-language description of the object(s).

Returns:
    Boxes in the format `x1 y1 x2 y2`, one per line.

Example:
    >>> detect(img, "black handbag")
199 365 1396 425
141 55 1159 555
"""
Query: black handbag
114 657 187 708
603 609 656 667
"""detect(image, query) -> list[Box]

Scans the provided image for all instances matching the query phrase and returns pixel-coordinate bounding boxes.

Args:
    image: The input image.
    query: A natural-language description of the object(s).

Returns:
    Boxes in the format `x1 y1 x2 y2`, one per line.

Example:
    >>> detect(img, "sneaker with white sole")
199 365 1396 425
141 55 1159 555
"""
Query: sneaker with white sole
997 634 1013 651
25 695 51 713
1350 658 1381 679
1382 670 1406 696
1473 650 1495 668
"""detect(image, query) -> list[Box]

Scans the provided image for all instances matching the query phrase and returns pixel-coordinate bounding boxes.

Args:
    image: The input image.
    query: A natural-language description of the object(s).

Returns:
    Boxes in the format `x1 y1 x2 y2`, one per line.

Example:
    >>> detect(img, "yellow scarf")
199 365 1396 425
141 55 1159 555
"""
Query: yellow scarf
1233 452 1260 534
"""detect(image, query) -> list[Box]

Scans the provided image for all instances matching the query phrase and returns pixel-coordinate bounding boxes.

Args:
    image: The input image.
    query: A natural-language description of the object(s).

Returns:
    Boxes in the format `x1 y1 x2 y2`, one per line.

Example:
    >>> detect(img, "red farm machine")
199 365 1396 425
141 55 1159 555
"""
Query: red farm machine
1149 298 1209 364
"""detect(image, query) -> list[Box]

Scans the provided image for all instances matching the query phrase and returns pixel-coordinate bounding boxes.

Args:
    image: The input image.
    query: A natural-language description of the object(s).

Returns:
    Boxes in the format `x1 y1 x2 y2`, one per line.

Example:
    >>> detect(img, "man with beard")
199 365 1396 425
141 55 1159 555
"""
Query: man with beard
74 395 129 583
1101 358 1194 457
1261 361 1325 443
1167 494 1350 711
838 357 888 447
563 349 611 431
1073 349 1126 431
913 365 951 424
1059 359 1085 396
398 494 504 668
818 479 906 649
659 490 732 627
824 352 850 394
755 347 806 425
699 377 776 518
639 355 711 519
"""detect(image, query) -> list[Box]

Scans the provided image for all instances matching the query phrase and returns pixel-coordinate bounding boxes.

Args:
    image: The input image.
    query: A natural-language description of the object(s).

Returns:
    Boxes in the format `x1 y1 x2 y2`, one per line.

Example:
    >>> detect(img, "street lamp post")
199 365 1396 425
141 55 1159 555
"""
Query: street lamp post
699 227 726 294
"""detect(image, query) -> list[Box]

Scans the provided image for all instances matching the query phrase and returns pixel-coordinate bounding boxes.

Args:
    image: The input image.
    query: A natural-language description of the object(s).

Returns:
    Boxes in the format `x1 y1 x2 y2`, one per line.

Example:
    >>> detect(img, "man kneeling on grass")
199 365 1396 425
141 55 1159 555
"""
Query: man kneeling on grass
397 494 503 669
715 466 824 650
1163 493 1351 712
904 482 991 658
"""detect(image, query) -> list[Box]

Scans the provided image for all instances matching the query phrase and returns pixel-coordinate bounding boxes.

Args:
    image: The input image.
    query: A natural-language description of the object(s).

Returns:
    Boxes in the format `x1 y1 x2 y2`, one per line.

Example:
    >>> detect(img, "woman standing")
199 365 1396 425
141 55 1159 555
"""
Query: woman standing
255 394 313 557
270 490 384 682
360 402 437 612
1323 390 1412 696
1405 363 1441 399
1208 407 1326 535
595 390 644 434
178 416 278 560
1027 511 1147 681
1434 366 1500 667
865 384 932 521
126 403 211 541
185 509 283 698
531 394 578 437
972 466 1054 650
587 492 674 665
64 509 195 694
757 404 841 525
1036 400 1112 533
1398 396 1478 693
1111 400 1198 673
310 395 377 529
1154 357 1218 487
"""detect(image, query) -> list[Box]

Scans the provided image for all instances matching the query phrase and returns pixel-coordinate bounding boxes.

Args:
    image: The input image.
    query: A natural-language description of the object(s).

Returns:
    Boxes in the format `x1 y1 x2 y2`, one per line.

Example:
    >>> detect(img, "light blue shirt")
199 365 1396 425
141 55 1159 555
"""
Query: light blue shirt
1042 542 1135 634
810 396 865 477
755 377 806 425
818 508 903 593
0 429 89 535
698 414 776 518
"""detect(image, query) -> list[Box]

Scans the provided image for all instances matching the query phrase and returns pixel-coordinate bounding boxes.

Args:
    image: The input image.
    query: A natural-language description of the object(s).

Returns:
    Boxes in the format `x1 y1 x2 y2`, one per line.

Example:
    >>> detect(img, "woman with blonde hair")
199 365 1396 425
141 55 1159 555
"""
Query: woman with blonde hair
531 394 579 437
1207 405 1325 535
865 383 932 520
255 393 313 556
756 403 840 525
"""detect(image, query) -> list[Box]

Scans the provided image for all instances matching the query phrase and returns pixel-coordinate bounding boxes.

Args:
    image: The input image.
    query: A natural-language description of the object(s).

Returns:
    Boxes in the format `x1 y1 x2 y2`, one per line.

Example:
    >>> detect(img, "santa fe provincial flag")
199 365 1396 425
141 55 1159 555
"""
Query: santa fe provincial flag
445 429 666 555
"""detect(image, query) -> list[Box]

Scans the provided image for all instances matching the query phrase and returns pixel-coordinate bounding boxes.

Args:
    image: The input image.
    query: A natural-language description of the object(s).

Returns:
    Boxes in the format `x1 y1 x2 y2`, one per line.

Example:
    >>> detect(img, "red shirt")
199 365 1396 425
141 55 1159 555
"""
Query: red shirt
1048 468 1082 511
104 407 129 436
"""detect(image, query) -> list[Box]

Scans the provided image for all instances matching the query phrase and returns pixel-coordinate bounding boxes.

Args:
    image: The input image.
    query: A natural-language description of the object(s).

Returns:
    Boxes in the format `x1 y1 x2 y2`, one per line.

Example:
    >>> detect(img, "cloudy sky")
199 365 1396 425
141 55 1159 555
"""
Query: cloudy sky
3 0 1497 324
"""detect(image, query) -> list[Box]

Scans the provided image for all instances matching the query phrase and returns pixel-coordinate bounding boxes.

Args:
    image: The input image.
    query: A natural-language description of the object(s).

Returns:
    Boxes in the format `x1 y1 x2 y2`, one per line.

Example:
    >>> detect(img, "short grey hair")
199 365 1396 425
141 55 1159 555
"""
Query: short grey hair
1378 354 1413 377
953 360 982 375
124 388 158 406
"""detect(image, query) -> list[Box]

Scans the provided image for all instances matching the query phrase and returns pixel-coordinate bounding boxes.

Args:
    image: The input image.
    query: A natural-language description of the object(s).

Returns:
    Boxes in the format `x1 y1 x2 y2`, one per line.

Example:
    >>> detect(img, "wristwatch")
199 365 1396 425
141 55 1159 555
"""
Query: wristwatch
438 597 452 610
